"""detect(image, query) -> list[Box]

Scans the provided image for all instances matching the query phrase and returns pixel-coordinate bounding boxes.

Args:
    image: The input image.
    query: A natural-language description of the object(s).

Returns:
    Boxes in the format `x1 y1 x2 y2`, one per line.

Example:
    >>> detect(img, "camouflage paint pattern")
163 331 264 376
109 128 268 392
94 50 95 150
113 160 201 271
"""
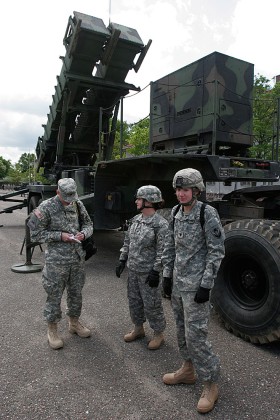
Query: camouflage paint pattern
150 51 254 157
36 11 147 176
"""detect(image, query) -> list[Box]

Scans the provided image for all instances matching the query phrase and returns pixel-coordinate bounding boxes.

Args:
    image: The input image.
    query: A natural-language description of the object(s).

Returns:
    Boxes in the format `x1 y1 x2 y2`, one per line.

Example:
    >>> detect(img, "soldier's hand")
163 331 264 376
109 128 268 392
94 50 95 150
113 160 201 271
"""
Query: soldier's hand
163 277 173 298
62 232 77 242
146 269 160 288
194 286 210 303
75 231 85 242
116 260 126 278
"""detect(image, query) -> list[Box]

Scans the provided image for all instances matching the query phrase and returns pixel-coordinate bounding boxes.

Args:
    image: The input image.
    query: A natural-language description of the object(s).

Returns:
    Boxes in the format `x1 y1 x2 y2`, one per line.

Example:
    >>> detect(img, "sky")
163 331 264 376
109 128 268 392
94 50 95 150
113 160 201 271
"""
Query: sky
0 0 279 163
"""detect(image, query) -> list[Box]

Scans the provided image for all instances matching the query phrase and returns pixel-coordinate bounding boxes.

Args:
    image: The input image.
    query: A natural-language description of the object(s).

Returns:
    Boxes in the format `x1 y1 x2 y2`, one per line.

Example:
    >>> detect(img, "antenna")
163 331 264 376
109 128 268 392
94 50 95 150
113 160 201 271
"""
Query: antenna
109 0 112 24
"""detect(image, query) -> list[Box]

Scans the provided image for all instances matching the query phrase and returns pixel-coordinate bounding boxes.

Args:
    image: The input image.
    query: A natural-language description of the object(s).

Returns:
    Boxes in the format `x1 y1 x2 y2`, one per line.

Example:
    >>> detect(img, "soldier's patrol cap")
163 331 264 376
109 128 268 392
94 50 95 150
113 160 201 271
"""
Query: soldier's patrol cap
58 178 78 203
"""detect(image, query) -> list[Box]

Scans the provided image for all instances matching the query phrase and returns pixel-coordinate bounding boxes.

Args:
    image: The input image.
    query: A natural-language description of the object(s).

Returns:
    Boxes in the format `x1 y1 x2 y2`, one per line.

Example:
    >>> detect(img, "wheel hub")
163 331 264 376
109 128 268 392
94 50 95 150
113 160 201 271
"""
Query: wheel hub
241 269 258 291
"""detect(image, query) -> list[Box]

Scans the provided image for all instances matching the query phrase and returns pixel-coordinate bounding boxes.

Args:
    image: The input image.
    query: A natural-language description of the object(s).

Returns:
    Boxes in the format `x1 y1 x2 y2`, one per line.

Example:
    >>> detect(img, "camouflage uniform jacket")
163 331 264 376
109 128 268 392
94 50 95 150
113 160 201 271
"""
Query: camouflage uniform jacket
162 201 225 291
119 212 168 273
28 195 93 264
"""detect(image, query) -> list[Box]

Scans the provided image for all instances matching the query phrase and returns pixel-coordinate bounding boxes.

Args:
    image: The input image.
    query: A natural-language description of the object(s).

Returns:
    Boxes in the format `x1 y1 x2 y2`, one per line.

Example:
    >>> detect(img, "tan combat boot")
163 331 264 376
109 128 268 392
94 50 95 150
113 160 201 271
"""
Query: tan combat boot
47 322 64 349
124 325 145 342
197 382 218 413
148 332 164 350
163 361 196 385
69 317 91 338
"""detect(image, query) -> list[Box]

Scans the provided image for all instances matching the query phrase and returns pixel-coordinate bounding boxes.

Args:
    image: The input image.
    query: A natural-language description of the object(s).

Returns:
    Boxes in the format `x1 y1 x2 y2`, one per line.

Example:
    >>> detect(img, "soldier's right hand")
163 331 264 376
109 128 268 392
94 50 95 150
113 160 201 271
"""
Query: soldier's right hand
61 232 77 242
116 260 126 278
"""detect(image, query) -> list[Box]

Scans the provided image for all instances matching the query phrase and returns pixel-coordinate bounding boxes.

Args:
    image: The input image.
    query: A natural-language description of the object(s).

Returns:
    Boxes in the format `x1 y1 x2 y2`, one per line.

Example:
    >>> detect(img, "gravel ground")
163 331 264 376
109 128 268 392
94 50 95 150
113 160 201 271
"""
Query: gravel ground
0 199 280 420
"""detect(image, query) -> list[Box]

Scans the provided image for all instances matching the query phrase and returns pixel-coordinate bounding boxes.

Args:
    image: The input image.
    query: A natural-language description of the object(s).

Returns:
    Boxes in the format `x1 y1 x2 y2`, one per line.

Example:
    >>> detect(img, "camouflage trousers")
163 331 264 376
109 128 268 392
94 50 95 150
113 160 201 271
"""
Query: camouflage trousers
127 270 166 333
171 287 220 382
42 259 86 323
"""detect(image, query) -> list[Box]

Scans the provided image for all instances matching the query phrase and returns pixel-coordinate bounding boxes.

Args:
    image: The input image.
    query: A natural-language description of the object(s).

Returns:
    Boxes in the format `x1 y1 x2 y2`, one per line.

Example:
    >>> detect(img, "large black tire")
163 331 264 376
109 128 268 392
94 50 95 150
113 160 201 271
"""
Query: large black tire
212 219 280 344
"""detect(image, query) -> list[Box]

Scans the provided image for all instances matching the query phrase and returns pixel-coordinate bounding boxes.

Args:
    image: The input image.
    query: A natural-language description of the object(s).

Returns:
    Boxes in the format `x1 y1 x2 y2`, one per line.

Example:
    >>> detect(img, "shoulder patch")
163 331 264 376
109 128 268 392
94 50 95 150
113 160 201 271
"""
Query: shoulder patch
34 208 44 219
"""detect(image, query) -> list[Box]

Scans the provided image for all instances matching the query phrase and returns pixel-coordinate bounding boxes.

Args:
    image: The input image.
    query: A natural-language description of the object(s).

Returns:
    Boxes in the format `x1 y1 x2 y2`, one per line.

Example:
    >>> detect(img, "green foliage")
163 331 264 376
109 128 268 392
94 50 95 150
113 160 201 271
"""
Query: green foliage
127 118 150 156
34 168 51 184
111 120 130 159
5 166 23 184
250 75 280 159
4 152 37 185
112 117 149 159
0 156 11 178
0 152 49 186
16 153 36 173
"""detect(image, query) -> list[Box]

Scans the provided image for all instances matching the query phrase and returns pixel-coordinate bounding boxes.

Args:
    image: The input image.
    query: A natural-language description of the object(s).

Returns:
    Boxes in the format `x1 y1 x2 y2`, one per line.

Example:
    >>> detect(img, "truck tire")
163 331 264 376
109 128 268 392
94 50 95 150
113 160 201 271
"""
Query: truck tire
28 195 41 214
212 219 280 344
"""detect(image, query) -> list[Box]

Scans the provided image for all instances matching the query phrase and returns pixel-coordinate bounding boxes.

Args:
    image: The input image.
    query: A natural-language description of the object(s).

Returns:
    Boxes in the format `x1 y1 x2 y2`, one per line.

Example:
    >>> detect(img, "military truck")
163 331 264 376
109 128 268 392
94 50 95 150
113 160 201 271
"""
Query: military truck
18 12 280 344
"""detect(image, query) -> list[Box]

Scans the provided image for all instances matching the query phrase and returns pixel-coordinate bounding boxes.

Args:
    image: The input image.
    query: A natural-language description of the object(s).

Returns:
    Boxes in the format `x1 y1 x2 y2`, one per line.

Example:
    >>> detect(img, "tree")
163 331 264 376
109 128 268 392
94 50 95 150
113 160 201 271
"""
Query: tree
3 153 48 185
16 153 36 174
112 118 150 159
0 156 12 179
251 75 280 159
127 118 149 156
5 166 23 185
111 120 130 159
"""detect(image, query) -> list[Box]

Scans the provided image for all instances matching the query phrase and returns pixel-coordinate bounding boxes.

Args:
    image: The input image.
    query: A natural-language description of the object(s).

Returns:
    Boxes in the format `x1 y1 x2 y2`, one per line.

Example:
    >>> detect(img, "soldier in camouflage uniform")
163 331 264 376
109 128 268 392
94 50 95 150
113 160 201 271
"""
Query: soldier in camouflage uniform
28 178 93 350
162 169 225 414
116 185 168 350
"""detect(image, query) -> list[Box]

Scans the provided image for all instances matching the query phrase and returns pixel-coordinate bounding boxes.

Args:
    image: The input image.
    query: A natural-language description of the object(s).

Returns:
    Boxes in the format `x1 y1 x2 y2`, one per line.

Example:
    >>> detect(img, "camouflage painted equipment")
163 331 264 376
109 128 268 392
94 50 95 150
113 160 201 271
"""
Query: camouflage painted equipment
173 168 205 191
35 11 151 180
136 185 163 203
58 178 78 202
150 51 254 157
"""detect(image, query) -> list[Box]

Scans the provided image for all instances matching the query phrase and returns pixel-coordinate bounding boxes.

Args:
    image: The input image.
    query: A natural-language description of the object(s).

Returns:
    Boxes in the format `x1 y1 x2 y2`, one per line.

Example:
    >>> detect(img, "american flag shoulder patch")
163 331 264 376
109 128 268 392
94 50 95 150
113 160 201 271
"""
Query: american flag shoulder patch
34 208 44 219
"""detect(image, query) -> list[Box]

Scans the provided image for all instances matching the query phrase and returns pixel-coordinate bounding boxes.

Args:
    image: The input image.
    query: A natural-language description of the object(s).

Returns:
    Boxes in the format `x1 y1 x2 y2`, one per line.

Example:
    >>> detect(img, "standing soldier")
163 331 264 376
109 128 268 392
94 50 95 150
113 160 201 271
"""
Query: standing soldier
28 178 93 350
162 168 225 414
116 185 168 350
